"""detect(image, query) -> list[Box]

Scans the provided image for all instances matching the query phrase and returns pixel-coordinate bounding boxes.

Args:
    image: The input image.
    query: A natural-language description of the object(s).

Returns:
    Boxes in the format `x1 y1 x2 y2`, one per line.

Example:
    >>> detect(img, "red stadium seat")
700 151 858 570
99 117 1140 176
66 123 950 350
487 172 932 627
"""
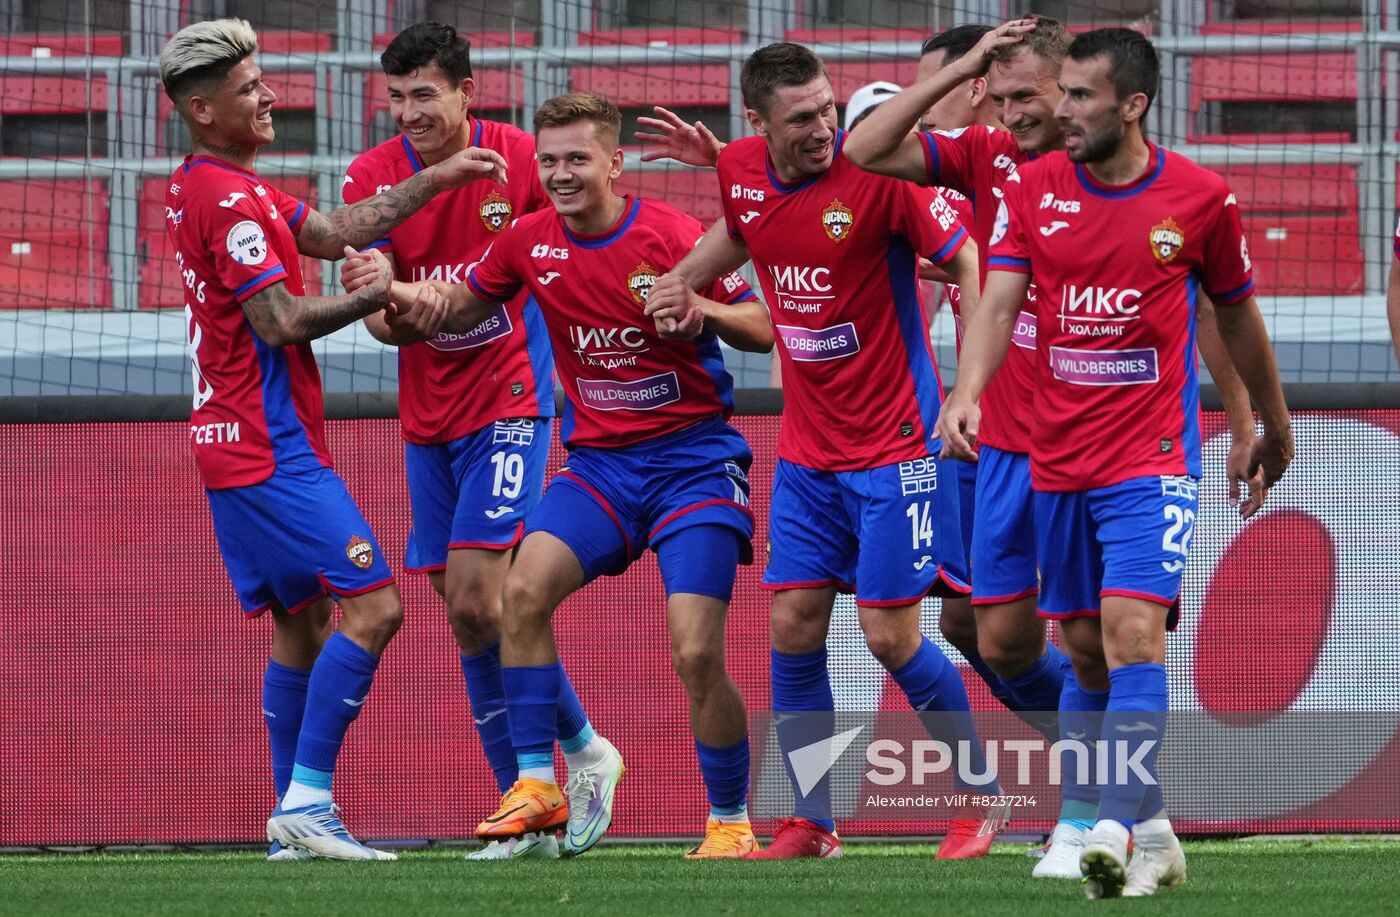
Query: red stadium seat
778 28 921 103
0 180 111 309
1209 164 1363 295
138 176 323 310
571 29 738 109
613 168 724 227
0 33 119 122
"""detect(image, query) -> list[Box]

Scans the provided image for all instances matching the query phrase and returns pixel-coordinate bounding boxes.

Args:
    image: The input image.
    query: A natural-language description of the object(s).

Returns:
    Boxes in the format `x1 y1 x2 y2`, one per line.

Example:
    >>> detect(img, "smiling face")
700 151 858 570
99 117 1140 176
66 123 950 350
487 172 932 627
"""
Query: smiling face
986 47 1064 154
748 77 839 182
192 56 277 151
387 61 474 164
535 119 624 230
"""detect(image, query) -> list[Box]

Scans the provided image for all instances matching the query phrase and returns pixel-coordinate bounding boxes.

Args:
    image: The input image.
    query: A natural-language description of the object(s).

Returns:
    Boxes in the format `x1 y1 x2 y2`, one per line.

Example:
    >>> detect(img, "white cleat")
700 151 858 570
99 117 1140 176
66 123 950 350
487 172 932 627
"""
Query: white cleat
1123 834 1187 897
464 832 561 861
563 735 625 856
1080 825 1129 899
267 839 312 861
267 802 398 861
1032 822 1087 879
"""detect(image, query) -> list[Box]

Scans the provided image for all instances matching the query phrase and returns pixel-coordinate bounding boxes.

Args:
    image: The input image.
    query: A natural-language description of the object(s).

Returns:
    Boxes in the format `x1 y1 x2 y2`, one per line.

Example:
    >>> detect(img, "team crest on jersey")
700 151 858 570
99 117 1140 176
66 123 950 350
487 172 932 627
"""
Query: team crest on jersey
627 261 659 305
1150 217 1185 263
479 189 512 233
822 199 854 243
346 536 374 570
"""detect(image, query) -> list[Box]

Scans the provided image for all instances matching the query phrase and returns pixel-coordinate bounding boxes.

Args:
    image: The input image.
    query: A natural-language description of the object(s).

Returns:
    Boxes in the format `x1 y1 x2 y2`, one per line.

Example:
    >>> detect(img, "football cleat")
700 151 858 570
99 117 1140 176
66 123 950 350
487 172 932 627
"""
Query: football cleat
464 831 561 861
1123 834 1187 897
267 802 397 861
1080 825 1130 899
936 800 1010 860
477 779 569 840
744 818 842 860
1032 822 1087 879
684 819 759 859
266 839 312 861
562 735 625 856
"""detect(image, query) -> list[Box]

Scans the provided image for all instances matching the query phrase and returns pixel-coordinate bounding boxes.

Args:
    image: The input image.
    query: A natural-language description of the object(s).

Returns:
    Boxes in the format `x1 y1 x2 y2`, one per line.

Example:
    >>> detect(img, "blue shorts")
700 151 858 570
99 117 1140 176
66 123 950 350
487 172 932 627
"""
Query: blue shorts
206 464 395 617
526 417 754 588
1035 474 1200 619
403 418 551 572
763 454 971 607
971 446 1038 605
954 457 977 579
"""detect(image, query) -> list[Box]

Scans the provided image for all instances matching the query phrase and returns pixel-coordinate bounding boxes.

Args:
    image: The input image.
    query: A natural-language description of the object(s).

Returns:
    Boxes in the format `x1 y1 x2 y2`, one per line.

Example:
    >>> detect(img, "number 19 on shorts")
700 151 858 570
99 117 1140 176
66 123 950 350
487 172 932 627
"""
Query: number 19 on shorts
490 451 524 499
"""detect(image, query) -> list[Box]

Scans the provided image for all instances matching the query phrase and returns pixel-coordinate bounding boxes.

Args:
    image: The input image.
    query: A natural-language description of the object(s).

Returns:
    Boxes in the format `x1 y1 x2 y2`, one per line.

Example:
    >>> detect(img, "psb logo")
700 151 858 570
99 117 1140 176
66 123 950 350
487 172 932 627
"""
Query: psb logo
821 198 854 243
627 261 659 305
479 189 512 232
225 220 267 266
531 243 570 260
345 536 375 570
1150 217 1185 263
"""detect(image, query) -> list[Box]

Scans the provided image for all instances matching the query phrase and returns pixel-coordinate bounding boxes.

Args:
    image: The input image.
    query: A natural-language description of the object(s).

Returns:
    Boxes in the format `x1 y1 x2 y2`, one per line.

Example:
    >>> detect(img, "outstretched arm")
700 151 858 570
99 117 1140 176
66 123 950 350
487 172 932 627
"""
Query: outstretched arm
243 245 392 347
295 147 507 260
844 19 1034 181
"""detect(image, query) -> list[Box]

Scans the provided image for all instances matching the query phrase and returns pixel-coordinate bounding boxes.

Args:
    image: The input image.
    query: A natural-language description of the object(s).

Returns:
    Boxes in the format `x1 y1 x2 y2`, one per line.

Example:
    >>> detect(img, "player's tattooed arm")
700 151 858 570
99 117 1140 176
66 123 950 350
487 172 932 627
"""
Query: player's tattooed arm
1197 294 1266 518
1211 295 1294 487
295 147 508 260
341 247 496 336
242 270 390 347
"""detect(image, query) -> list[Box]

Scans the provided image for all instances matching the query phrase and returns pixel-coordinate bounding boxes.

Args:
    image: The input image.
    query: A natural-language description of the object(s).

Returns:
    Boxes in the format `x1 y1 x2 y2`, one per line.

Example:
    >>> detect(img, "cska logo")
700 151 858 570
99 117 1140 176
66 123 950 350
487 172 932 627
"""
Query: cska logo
346 535 375 570
822 199 854 243
627 261 659 305
1150 217 1185 263
479 189 513 232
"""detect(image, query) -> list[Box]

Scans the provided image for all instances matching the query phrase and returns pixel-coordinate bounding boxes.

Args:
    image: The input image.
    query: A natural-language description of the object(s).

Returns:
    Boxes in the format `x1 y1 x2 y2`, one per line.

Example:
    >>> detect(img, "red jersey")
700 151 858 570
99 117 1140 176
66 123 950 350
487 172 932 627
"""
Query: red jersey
989 143 1255 492
921 124 1041 454
466 196 755 450
344 117 554 444
716 132 969 471
165 156 331 490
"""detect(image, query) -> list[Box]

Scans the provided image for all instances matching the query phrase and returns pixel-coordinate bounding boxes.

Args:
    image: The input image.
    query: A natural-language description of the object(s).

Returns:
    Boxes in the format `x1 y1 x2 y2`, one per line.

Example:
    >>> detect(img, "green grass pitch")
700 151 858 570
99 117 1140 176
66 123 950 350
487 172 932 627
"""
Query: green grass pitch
1 840 1398 916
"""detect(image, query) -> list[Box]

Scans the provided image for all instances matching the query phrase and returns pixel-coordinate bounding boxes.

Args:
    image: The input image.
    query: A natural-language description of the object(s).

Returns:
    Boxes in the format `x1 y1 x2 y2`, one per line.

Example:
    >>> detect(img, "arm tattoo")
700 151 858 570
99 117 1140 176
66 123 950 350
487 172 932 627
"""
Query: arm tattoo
241 280 386 347
296 170 441 259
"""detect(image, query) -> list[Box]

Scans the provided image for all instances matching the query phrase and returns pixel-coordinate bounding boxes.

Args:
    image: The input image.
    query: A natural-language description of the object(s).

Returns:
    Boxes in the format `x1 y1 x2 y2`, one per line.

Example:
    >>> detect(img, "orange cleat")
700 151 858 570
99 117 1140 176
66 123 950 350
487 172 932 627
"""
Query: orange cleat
936 800 1011 860
685 819 760 859
476 778 568 840
744 818 842 860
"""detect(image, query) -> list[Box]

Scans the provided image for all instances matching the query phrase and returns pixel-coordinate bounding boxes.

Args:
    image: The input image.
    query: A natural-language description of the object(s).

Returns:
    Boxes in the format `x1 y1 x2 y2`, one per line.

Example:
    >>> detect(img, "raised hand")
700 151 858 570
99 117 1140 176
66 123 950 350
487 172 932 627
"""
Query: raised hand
635 106 724 167
430 146 509 188
953 17 1039 80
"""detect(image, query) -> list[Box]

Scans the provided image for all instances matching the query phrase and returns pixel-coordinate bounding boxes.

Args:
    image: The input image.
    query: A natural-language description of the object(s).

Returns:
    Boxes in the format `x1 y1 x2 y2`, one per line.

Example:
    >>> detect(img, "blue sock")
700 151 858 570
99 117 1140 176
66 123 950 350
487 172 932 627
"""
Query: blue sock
771 649 836 832
461 644 517 793
962 649 1020 711
696 738 750 817
262 660 311 800
1057 670 1109 827
890 637 998 793
293 632 380 786
1099 662 1168 829
503 663 560 774
1003 644 1071 742
555 662 591 749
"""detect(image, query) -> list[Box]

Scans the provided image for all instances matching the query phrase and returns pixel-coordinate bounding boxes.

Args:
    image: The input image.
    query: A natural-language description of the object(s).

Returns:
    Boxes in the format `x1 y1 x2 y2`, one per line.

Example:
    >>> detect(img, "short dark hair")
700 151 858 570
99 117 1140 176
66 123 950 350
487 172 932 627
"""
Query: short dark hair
380 21 472 84
1067 27 1159 112
989 14 1069 68
740 42 828 116
534 91 622 149
921 24 994 64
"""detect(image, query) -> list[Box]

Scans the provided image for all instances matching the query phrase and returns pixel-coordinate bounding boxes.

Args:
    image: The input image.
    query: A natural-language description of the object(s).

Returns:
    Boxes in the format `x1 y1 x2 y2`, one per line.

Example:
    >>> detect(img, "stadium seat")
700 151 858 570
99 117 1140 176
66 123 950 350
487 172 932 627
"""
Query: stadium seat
137 175 322 310
0 180 111 309
614 168 724 226
0 34 119 157
781 28 918 103
1209 164 1363 295
570 29 738 109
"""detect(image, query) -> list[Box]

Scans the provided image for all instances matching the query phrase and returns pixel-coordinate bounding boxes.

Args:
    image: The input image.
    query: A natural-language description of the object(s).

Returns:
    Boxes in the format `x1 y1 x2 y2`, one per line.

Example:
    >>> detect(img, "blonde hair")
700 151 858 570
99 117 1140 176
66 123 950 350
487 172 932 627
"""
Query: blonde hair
534 91 623 149
159 19 259 104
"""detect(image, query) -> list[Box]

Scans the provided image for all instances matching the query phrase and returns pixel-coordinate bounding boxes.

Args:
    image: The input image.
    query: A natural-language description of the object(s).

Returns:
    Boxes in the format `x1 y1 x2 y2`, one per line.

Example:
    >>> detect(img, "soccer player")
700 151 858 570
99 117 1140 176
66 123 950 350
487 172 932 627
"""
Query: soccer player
344 91 774 858
651 42 1001 860
847 18 1267 877
936 28 1293 897
343 22 607 861
158 19 507 860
